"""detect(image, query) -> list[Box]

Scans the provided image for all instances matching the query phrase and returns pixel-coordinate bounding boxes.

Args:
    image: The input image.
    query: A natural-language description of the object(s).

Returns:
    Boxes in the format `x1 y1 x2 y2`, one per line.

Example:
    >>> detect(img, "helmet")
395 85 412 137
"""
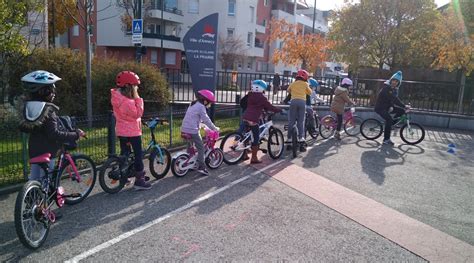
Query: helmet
251 80 268 93
296 69 309 81
21 70 61 92
341 78 353 86
308 78 319 88
116 71 140 87
197 89 216 103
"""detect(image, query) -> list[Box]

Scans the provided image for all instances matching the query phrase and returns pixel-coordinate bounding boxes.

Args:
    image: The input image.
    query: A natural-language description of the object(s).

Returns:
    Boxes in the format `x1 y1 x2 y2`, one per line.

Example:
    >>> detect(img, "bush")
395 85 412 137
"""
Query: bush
11 48 170 116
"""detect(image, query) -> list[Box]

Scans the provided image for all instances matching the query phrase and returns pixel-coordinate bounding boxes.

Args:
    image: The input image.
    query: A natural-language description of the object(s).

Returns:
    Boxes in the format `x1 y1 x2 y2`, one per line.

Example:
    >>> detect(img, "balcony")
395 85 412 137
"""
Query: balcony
143 33 180 42
148 8 184 24
254 40 264 48
255 24 266 34
247 46 264 57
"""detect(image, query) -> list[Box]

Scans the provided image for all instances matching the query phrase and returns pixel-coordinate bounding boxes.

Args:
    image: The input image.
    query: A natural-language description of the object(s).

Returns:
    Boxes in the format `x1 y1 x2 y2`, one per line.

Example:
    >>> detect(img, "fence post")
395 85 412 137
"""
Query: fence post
21 133 29 180
107 111 116 156
169 103 173 148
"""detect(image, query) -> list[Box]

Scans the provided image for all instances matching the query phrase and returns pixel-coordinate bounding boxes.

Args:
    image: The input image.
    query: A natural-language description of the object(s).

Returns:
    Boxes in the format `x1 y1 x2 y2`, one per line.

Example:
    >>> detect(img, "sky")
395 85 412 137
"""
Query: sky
312 0 452 11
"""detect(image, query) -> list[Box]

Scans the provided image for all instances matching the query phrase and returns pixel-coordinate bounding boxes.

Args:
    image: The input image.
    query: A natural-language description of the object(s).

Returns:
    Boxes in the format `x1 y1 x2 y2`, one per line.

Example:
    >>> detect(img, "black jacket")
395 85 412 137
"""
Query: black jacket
374 84 405 113
19 101 80 159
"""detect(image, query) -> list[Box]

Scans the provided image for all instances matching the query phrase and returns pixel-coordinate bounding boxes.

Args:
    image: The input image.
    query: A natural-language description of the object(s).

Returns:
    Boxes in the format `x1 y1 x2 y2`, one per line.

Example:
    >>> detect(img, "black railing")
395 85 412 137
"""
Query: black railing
143 33 180 42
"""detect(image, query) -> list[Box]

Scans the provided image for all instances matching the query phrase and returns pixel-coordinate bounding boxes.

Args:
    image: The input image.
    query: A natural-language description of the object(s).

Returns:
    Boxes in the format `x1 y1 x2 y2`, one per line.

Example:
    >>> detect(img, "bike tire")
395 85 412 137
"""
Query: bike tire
319 116 336 139
206 148 224 169
98 156 126 194
344 116 363 136
59 154 97 205
267 128 284 159
148 147 171 180
360 118 384 140
400 122 425 145
292 128 298 158
171 153 190 177
15 180 50 249
219 132 246 165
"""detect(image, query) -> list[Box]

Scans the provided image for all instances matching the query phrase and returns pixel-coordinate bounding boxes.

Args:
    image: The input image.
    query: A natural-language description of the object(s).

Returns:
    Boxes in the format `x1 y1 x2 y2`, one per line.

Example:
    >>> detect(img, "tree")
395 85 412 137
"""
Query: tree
328 0 439 70
267 18 334 73
48 0 78 47
430 2 474 112
0 0 46 104
218 36 247 71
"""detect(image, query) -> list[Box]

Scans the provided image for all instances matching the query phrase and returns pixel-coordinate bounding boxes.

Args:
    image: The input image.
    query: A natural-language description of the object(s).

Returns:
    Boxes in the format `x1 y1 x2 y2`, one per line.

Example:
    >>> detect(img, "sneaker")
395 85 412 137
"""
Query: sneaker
383 139 395 146
334 132 341 140
197 167 209 176
134 179 152 190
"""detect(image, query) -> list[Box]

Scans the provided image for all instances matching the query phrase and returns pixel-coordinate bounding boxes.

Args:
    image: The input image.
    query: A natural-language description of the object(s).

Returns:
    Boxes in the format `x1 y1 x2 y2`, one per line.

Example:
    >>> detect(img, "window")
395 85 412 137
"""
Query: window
73 25 79 36
249 6 254 22
264 0 269 6
188 0 199 13
227 28 234 38
247 61 252 70
228 0 236 16
262 19 266 27
151 50 158 64
278 41 284 49
165 51 176 65
247 32 253 46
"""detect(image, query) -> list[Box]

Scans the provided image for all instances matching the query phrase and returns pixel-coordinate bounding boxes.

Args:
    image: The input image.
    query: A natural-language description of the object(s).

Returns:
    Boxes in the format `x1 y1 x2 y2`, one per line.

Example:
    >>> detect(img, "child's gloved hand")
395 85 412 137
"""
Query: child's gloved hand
215 127 220 131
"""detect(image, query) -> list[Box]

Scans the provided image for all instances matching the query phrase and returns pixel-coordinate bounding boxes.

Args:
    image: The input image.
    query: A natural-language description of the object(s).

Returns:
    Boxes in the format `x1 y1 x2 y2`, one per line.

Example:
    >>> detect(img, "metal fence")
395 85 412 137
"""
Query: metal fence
0 105 241 187
162 69 473 115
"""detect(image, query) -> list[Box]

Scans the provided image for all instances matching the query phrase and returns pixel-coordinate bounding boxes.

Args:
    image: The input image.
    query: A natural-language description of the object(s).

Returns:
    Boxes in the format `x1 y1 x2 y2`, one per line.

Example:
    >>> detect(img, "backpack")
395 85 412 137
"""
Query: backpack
58 115 78 150
240 94 248 111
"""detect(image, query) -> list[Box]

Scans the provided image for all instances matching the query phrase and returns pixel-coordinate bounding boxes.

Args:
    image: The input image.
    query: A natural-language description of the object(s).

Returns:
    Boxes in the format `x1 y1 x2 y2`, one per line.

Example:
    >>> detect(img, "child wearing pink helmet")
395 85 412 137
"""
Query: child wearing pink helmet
181 89 220 176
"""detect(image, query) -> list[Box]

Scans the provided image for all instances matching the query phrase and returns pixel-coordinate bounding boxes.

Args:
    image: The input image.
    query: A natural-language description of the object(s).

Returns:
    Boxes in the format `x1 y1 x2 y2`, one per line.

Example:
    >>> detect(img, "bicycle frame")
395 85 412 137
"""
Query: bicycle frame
176 129 219 170
235 119 273 151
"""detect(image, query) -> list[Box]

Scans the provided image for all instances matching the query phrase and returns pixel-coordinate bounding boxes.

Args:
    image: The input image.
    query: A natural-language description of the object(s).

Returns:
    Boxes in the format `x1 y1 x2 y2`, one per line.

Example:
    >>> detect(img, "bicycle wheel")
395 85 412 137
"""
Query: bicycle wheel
148 147 171 180
400 122 425 145
319 116 336 139
219 132 247 165
344 116 363 136
206 148 224 169
360 118 384 140
59 154 96 205
267 128 284 159
171 153 190 177
15 181 50 249
291 128 298 158
98 156 126 194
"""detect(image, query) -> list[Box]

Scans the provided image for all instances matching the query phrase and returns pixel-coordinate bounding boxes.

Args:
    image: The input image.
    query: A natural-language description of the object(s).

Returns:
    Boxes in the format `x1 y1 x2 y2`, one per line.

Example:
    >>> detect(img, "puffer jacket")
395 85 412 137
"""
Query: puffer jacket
19 101 80 159
330 86 354 114
111 89 144 137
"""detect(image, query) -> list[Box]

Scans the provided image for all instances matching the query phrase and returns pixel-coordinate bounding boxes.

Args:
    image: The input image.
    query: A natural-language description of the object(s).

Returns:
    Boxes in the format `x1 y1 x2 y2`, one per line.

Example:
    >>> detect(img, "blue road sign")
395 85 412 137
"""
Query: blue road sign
132 19 143 34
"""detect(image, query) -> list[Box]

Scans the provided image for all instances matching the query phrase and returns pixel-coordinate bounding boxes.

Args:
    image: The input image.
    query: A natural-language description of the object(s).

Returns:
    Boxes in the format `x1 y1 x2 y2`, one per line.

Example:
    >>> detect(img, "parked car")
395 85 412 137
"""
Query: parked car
316 80 333 95
266 76 296 91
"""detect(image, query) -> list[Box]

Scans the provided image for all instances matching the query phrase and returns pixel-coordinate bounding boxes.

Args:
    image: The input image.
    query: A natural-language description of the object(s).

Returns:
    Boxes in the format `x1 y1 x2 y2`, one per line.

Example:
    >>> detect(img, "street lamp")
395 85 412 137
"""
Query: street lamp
312 0 316 33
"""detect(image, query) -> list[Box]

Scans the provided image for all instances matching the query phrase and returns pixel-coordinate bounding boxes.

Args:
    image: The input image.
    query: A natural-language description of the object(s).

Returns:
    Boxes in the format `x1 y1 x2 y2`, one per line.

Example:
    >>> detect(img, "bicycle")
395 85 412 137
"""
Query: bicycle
360 107 425 145
14 144 97 249
220 112 284 165
171 126 224 177
319 107 363 139
99 118 171 193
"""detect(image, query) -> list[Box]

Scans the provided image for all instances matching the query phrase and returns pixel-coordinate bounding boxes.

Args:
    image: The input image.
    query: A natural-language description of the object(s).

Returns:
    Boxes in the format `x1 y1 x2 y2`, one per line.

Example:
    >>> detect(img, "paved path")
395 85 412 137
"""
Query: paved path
0 127 472 262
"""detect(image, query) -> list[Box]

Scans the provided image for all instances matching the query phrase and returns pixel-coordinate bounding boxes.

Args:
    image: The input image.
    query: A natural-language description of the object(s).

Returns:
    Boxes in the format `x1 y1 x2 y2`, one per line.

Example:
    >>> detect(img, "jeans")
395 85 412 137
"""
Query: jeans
119 136 144 172
30 159 56 182
336 114 343 131
189 133 205 167
288 99 306 141
376 111 393 141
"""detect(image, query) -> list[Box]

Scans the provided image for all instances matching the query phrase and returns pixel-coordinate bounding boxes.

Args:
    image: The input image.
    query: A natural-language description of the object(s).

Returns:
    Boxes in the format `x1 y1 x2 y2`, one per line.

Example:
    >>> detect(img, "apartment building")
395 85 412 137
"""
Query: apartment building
58 0 330 74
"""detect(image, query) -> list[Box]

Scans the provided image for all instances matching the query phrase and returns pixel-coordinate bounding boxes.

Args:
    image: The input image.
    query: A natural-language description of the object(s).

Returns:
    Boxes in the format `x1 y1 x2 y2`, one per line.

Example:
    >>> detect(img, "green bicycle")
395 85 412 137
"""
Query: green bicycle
360 107 425 145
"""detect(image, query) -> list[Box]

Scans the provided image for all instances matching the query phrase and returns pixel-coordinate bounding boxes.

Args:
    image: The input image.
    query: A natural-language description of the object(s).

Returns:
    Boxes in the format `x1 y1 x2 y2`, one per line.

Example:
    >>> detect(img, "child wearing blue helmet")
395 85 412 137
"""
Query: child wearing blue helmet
242 80 281 163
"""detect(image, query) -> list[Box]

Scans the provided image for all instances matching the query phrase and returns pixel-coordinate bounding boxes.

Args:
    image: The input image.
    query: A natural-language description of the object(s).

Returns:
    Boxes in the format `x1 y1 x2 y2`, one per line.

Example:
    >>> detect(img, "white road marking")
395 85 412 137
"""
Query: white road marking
65 160 285 263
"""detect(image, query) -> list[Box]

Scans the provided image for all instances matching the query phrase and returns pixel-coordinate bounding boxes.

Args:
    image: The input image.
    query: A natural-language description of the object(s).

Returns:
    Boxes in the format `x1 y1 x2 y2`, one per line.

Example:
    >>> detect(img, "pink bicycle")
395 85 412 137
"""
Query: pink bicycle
171 127 224 177
319 107 363 139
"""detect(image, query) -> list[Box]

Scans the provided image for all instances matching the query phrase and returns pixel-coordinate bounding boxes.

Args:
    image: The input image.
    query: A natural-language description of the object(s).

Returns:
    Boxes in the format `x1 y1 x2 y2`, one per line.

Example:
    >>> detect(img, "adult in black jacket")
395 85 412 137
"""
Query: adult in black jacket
374 71 407 145
19 70 85 181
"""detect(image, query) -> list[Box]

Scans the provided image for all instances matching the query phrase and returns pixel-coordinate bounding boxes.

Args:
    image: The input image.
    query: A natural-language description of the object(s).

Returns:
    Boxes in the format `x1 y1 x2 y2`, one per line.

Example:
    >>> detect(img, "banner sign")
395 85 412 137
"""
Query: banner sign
183 13 219 92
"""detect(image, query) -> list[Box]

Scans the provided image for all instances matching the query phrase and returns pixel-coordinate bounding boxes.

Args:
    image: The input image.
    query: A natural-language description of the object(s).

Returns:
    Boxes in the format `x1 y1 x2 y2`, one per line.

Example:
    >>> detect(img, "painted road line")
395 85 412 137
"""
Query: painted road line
65 159 285 263
263 162 474 263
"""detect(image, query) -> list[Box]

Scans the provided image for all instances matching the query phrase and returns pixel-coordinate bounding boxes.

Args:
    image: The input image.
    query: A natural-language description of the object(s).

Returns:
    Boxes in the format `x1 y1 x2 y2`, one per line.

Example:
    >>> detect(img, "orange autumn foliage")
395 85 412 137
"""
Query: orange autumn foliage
267 18 334 72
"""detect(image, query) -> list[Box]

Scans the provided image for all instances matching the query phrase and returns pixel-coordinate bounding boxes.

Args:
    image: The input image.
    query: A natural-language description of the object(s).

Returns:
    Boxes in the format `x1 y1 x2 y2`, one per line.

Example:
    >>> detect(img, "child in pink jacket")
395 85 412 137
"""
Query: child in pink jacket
111 71 150 190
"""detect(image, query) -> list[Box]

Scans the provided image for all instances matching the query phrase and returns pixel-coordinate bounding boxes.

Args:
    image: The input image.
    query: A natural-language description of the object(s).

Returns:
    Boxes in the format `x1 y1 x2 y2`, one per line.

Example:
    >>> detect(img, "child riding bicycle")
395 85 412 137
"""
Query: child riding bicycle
330 78 356 140
111 71 150 190
242 80 281 164
181 89 220 176
374 71 409 146
286 69 312 152
19 70 86 182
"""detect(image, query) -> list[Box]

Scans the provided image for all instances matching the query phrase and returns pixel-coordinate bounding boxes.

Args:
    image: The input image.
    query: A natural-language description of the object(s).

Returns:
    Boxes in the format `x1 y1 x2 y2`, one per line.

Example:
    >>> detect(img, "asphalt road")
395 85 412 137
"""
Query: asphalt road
0 126 472 262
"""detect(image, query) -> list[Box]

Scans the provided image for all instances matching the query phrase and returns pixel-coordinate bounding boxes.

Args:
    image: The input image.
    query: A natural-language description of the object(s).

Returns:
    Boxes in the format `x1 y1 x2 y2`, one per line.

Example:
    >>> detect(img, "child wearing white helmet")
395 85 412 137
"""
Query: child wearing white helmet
19 70 86 182
242 80 281 163
330 77 356 140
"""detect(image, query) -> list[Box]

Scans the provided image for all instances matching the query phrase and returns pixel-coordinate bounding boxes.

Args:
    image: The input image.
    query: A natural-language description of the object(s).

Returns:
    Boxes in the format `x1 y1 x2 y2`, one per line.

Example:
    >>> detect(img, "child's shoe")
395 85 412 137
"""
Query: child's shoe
197 166 209 176
134 171 151 190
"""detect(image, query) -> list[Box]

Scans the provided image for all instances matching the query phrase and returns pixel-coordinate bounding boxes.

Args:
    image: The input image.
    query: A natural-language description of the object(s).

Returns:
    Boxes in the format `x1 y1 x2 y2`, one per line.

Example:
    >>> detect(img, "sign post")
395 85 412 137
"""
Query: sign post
132 19 143 62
